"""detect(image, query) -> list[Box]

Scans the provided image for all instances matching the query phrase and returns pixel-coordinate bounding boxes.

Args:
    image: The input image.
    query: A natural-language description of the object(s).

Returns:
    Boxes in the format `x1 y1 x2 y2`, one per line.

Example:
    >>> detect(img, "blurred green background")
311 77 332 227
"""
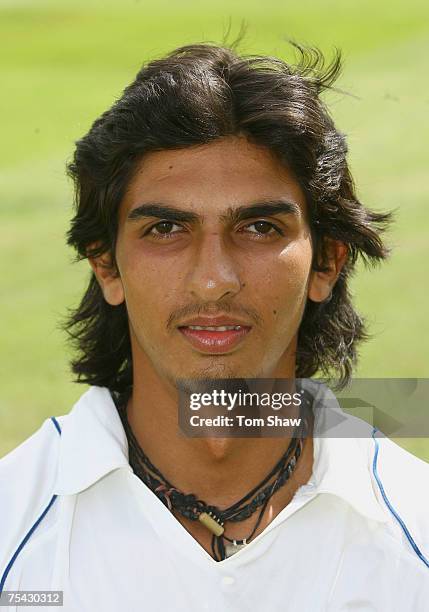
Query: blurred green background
1 0 428 459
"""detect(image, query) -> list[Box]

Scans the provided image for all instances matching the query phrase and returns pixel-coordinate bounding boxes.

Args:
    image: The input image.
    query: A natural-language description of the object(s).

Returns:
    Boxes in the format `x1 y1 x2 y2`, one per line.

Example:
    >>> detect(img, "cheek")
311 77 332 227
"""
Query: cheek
120 254 184 331
273 237 312 288
117 246 156 319
261 240 313 323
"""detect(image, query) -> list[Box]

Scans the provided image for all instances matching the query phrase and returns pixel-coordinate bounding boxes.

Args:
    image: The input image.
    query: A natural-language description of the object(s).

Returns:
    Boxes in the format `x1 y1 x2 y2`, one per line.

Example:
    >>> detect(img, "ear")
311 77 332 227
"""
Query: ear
308 239 348 303
88 248 125 306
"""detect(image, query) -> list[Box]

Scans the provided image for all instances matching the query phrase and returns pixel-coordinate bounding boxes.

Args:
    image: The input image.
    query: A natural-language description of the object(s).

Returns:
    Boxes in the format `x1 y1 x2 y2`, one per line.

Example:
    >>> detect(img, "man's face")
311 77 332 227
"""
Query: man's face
103 135 323 385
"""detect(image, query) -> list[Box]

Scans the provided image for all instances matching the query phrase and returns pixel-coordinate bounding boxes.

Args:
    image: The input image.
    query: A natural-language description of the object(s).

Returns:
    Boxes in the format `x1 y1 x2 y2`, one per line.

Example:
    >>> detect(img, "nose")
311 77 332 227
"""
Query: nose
185 232 241 302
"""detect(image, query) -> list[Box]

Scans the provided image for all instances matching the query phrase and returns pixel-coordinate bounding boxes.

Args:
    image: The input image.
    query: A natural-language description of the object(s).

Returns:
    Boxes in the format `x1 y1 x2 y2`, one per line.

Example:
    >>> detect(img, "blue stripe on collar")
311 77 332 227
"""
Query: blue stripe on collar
371 427 429 569
0 418 62 595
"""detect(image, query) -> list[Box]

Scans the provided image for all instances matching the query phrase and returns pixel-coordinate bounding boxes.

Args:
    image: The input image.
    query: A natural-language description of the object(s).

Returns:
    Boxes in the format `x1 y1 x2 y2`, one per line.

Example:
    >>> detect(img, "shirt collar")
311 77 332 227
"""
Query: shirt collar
53 384 389 524
307 379 389 524
53 386 130 495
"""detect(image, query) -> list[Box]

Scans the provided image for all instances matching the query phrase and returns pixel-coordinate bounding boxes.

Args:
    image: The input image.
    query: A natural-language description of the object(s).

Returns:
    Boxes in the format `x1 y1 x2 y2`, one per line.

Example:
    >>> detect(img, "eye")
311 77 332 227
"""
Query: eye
241 220 284 238
143 221 184 239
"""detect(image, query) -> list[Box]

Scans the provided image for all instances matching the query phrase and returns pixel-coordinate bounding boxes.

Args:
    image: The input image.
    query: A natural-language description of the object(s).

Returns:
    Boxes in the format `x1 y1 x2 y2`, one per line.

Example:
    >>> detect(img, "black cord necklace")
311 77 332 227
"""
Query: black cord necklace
116 391 312 561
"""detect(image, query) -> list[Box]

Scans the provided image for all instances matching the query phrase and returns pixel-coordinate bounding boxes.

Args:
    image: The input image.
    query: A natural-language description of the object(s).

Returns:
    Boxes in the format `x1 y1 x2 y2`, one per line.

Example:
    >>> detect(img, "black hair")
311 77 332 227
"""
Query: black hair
65 38 392 392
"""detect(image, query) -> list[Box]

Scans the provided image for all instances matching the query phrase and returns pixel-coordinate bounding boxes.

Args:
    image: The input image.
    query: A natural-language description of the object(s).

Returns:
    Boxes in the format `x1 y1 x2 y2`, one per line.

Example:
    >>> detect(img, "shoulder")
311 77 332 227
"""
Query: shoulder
372 433 429 563
0 415 66 570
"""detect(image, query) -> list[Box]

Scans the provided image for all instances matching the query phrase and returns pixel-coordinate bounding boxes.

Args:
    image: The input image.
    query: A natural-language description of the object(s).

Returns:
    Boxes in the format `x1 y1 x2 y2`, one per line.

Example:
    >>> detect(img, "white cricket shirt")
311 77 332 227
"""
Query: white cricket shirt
1 384 428 611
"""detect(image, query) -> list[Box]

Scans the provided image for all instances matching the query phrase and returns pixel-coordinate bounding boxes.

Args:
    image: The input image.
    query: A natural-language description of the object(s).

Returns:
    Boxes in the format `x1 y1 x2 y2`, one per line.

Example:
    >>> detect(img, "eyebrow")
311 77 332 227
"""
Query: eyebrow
127 199 301 224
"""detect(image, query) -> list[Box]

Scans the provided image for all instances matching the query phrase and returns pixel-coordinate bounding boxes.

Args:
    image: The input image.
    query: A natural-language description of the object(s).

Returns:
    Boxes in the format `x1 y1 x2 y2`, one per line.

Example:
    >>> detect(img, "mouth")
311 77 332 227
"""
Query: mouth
177 324 252 354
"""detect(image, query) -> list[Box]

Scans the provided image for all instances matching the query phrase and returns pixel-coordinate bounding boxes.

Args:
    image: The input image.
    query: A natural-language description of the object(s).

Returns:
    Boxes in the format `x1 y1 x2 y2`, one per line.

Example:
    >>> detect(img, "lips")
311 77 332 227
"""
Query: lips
178 323 251 354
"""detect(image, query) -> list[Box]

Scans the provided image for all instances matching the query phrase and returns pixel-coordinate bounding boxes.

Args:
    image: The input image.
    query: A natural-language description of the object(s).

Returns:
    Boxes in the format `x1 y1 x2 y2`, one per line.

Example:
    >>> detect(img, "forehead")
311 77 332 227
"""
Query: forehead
120 135 306 221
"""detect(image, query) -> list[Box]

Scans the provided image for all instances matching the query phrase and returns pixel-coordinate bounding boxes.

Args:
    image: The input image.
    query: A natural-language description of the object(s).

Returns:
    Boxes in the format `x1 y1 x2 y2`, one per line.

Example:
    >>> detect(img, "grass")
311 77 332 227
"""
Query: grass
1 0 428 459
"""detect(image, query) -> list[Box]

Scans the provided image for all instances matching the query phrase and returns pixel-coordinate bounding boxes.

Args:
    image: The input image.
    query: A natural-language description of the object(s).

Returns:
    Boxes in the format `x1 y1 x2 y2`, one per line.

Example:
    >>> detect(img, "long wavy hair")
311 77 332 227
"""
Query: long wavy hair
65 39 392 392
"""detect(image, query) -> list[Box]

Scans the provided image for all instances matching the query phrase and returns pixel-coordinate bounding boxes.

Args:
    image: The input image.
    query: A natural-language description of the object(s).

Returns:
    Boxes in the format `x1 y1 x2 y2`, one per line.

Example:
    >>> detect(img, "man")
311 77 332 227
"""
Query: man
1 41 428 611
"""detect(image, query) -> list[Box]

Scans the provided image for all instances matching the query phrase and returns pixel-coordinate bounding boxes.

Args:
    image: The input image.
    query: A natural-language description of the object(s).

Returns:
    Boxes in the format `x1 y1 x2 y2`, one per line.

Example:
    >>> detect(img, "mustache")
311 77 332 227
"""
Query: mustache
166 301 263 329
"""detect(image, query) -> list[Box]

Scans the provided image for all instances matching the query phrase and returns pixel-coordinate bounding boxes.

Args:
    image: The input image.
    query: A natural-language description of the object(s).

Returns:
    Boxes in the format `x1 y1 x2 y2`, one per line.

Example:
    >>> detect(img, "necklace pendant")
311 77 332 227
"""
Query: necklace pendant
225 538 247 558
198 511 225 536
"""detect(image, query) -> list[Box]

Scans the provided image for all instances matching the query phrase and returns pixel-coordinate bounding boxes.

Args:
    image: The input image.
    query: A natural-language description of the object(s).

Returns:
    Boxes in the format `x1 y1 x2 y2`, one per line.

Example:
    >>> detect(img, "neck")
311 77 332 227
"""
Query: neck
125 353 314 510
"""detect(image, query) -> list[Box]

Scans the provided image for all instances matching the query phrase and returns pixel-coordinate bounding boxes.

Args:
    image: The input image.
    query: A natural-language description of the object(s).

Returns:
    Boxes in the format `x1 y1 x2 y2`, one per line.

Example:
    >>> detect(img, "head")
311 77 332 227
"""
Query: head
65 41 392 395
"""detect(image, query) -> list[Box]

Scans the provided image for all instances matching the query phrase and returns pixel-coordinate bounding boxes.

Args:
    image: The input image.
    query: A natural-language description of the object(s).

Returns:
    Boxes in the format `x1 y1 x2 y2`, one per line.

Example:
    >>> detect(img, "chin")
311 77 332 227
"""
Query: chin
174 359 263 383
